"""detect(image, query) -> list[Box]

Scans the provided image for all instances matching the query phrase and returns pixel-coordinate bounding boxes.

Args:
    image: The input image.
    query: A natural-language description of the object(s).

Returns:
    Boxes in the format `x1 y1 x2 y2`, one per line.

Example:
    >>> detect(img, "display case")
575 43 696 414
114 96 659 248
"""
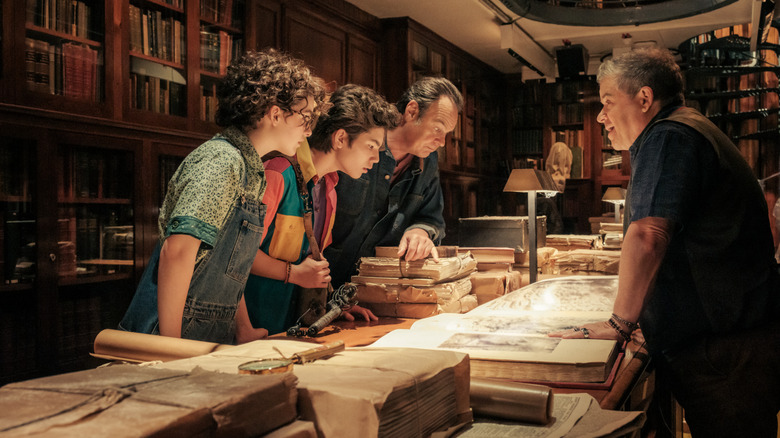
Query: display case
0 137 36 286
56 143 134 280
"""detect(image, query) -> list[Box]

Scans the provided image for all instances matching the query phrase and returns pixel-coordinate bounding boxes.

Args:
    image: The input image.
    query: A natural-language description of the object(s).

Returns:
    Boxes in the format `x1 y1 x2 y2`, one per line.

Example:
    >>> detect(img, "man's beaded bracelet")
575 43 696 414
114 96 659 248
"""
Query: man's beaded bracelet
611 313 639 330
607 317 632 342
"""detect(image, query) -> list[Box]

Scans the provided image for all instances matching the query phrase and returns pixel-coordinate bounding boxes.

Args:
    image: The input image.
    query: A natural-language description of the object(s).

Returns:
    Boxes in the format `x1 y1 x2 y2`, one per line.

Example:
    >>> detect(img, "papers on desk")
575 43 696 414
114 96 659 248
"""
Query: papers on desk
441 392 644 438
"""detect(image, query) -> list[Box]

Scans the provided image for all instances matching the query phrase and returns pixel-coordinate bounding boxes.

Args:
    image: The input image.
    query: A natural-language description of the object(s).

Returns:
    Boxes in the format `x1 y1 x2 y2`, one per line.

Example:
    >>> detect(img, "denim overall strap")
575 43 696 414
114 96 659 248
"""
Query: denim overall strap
118 241 164 335
180 195 265 343
119 135 266 343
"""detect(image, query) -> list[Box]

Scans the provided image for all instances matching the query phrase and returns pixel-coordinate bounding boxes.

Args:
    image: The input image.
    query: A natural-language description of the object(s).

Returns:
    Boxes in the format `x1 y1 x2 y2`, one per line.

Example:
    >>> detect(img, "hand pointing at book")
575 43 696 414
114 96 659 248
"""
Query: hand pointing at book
396 228 439 262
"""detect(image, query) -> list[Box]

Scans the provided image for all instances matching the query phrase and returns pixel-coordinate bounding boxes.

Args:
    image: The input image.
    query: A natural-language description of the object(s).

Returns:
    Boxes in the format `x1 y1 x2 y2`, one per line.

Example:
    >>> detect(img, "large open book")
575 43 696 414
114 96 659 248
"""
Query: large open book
371 276 621 383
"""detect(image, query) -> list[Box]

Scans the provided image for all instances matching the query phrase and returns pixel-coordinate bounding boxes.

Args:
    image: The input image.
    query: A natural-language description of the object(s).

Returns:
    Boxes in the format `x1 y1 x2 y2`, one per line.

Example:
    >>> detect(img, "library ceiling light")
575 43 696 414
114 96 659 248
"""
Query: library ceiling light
497 0 740 27
500 24 556 78
503 169 560 283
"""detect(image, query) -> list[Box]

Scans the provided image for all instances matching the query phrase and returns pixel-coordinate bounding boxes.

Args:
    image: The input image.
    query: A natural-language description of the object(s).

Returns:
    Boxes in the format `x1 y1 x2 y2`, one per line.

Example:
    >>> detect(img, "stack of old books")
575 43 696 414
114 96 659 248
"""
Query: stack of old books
352 247 478 318
154 338 472 438
599 222 624 249
0 364 299 437
458 246 524 305
545 234 602 251
551 249 621 275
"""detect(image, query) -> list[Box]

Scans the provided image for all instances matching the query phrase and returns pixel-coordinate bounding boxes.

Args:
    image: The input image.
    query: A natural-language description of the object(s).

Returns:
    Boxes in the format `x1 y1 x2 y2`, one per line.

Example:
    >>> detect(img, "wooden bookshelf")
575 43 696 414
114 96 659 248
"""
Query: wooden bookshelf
0 0 388 384
681 23 780 190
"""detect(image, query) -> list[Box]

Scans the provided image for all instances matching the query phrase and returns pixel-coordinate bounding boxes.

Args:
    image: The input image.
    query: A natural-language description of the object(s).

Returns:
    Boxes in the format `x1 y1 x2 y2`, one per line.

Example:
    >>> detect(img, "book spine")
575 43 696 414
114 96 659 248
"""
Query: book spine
25 38 37 92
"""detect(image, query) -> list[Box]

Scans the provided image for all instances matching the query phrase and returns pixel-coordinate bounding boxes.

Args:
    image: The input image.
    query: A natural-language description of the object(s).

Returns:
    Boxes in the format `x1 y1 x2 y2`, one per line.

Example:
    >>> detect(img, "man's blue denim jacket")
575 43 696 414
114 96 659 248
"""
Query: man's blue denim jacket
323 147 445 286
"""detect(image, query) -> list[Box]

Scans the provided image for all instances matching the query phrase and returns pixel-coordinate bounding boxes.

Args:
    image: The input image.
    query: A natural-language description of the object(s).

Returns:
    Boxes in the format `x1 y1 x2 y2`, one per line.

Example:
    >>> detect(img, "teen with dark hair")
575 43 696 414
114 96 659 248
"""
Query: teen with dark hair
243 84 400 334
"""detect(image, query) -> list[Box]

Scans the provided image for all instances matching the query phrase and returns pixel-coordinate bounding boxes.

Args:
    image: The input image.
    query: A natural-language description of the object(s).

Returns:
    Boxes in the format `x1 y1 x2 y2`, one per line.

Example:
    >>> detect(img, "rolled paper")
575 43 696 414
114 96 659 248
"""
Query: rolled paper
92 329 234 363
470 378 554 424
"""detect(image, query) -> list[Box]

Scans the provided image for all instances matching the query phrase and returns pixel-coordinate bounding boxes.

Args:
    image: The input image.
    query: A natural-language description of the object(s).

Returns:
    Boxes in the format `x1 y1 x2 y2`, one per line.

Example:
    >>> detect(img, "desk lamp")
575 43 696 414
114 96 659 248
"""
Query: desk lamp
602 187 626 223
503 169 560 284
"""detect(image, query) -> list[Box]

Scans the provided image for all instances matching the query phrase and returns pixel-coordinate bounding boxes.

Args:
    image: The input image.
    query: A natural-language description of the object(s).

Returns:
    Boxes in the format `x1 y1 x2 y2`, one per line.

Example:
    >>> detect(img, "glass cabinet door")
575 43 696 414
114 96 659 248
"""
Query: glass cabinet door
0 138 37 285
57 144 134 282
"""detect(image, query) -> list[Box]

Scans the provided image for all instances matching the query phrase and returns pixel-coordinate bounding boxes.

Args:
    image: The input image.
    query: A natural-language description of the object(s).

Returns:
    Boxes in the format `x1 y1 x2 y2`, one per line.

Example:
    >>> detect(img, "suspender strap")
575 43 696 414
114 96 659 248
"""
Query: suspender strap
264 152 324 262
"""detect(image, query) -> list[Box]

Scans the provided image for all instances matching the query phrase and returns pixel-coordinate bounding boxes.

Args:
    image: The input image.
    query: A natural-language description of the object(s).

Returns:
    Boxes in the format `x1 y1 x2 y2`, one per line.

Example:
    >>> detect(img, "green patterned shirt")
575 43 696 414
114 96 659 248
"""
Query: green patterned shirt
159 126 266 263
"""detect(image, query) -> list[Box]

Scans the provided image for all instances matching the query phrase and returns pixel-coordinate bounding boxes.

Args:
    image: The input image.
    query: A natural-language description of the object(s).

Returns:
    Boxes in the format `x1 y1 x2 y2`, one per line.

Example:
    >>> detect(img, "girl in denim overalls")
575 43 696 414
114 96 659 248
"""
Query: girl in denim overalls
120 49 326 344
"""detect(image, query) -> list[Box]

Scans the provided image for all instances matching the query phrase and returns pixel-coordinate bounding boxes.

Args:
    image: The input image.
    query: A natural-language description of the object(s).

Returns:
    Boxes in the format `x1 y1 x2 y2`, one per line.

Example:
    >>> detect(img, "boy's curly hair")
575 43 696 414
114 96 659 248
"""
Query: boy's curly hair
216 48 326 129
309 84 400 153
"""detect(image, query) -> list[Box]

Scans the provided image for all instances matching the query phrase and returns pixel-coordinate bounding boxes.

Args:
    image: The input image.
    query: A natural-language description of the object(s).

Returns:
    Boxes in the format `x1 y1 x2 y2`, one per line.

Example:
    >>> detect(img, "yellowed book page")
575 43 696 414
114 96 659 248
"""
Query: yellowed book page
371 329 616 367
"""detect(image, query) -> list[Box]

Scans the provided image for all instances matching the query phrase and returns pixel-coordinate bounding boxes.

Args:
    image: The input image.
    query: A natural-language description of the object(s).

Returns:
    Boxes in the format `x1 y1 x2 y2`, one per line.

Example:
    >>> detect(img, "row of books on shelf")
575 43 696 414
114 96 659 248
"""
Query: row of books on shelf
511 156 543 170
510 82 543 106
602 150 623 170
60 149 132 200
688 94 775 117
551 102 584 126
156 0 184 9
551 128 584 149
200 0 242 27
552 81 585 102
686 72 767 94
27 0 98 40
25 38 100 101
58 212 134 264
511 129 543 156
438 139 477 169
511 105 543 128
200 28 243 75
691 25 753 45
130 73 187 116
129 5 186 65
201 83 218 123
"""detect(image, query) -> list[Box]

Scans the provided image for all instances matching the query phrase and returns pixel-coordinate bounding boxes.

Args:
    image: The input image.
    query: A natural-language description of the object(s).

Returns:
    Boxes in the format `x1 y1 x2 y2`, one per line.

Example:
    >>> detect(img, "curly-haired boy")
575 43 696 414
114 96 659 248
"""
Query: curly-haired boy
120 49 326 344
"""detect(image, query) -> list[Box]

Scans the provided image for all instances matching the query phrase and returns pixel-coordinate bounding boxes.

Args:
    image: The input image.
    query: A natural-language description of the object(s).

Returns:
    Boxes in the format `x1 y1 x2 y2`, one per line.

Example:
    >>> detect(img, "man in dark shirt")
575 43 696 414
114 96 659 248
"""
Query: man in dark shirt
551 48 780 436
324 77 463 286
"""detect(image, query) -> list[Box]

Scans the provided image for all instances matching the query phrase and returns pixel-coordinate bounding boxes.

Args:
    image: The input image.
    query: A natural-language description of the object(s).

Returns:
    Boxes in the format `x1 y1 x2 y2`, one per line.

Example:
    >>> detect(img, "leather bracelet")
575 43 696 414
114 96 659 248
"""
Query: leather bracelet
608 317 632 342
611 313 639 330
283 261 291 284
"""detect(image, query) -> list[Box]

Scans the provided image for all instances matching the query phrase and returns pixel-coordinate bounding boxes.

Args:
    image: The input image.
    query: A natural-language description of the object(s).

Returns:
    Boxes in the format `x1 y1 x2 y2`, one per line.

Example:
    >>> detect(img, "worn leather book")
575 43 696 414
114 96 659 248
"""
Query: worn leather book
552 249 621 275
469 270 524 304
545 234 602 251
353 252 477 283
